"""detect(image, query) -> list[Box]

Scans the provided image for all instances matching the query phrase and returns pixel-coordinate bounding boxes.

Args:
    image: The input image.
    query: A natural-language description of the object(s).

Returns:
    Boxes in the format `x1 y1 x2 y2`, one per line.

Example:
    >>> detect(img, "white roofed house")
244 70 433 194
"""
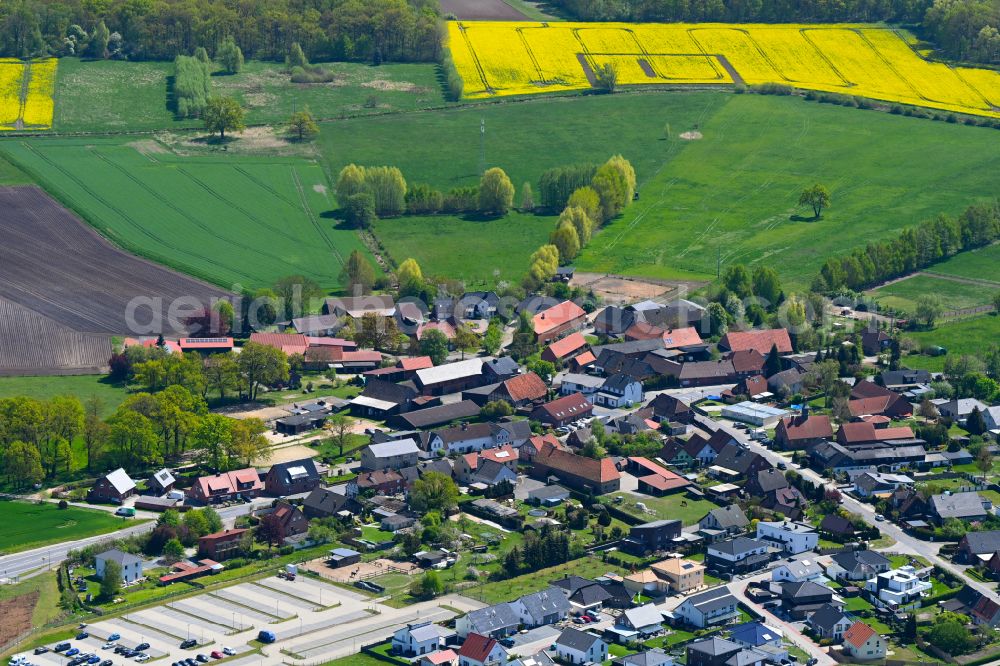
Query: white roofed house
755 520 818 554
617 604 666 636
89 468 136 504
393 621 443 657
771 559 824 583
864 565 932 611
148 468 176 495
360 439 421 471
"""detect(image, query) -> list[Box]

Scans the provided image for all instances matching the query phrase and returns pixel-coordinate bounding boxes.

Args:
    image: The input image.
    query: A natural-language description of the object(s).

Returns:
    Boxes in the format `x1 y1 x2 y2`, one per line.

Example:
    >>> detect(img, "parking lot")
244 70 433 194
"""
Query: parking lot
21 575 485 666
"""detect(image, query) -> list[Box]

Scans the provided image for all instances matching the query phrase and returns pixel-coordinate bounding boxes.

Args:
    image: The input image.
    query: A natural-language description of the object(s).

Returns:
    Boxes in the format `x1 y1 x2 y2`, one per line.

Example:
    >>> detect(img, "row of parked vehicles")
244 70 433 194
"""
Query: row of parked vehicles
11 630 237 666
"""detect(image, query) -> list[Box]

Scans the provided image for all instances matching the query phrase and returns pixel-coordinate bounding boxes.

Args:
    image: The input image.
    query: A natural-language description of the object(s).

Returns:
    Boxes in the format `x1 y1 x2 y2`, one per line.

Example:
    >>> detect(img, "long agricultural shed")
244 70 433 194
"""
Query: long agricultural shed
0 186 232 375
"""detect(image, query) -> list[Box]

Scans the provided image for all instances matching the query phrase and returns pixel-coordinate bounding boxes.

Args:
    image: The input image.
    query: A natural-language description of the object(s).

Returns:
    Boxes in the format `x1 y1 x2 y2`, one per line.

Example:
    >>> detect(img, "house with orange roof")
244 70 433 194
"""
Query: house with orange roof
542 332 588 365
841 622 884 660
532 300 587 344
775 410 833 450
188 468 263 504
651 557 706 593
531 439 620 494
719 329 792 355
249 331 308 356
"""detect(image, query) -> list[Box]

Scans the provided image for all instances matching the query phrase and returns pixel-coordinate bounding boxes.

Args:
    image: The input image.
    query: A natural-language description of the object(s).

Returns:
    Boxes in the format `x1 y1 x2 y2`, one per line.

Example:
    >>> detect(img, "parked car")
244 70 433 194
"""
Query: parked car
777 462 787 470
77 633 90 641
221 648 235 657
196 655 209 663
874 514 884 521
108 635 120 642
185 658 198 666
100 661 112 666
134 644 150 653
135 655 150 663
88 655 101 663
66 649 80 657
210 652 223 660
180 640 197 650
256 631 275 644
34 649 49 656
55 644 71 653
103 643 116 650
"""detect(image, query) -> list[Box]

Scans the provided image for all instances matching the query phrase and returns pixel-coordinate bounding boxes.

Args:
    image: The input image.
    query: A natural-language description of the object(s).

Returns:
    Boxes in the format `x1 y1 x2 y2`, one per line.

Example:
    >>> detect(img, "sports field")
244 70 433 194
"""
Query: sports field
0 139 373 291
574 94 1000 287
0 500 129 554
449 22 1000 117
0 58 57 130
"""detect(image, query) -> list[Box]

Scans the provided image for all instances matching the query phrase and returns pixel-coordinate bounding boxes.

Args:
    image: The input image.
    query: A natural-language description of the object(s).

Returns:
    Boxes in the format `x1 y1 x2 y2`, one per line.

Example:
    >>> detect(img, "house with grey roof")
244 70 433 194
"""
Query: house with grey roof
393 621 444 657
149 468 176 495
618 604 666 636
513 587 571 628
771 559 824 583
674 586 739 628
807 603 853 641
707 537 772 575
554 628 607 665
96 548 143 583
698 505 749 537
360 439 421 471
930 491 992 523
456 602 521 638
612 649 672 666
826 551 891 582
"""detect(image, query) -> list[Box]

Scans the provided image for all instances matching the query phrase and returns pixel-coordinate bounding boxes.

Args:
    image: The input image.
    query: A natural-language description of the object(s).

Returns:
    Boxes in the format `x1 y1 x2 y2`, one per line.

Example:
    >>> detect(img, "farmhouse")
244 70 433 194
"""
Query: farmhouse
719 329 792 355
774 412 833 450
531 440 620 494
249 332 308 355
389 400 481 430
530 393 594 427
414 359 486 396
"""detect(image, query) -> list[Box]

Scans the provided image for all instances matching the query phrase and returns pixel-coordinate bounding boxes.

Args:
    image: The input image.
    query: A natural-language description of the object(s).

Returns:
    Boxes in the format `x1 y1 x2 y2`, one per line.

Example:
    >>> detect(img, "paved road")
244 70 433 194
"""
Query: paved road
707 414 1000 607
0 501 263 581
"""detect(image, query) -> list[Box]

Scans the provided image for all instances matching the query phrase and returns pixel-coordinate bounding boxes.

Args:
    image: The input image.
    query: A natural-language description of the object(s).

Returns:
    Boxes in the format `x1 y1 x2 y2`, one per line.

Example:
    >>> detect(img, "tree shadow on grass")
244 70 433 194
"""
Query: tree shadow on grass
789 214 821 222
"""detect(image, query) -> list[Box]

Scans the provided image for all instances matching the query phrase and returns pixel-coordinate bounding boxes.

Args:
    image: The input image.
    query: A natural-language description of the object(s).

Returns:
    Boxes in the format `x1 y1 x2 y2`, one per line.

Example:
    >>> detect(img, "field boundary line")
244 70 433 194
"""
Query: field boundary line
920 270 1000 288
15 60 30 130
795 28 852 87
291 166 344 266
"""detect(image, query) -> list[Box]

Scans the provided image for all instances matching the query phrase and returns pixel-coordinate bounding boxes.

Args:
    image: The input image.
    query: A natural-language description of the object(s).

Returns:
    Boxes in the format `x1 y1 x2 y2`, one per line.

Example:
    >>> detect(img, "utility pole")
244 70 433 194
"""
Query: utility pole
479 118 486 175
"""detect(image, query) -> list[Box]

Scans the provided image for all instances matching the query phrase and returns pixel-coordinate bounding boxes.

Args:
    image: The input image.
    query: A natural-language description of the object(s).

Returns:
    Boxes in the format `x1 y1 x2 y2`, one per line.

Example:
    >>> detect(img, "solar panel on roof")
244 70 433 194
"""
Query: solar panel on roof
184 338 230 343
494 451 510 459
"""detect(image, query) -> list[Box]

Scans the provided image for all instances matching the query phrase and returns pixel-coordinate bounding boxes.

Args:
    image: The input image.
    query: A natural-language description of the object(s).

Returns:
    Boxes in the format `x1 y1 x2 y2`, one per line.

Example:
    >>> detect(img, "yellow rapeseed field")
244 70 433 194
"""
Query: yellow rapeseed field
22 59 57 129
0 59 24 128
448 22 1000 117
0 58 57 130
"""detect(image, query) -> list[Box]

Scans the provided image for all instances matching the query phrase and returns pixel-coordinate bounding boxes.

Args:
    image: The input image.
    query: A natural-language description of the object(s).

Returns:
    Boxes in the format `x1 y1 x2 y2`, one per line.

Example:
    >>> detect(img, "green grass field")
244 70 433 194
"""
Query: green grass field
0 138 373 291
902 314 1000 371
54 58 447 133
923 243 1000 283
0 500 131 554
599 492 717 525
470 556 626 604
576 94 1000 288
869 274 994 314
0 375 128 418
374 211 555 284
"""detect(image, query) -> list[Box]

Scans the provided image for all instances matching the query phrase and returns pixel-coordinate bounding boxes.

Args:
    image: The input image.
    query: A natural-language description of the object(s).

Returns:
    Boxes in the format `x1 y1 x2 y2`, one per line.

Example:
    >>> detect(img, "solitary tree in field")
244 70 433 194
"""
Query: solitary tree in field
799 183 831 219
594 62 618 93
288 108 319 141
478 167 515 215
203 96 245 140
340 249 376 294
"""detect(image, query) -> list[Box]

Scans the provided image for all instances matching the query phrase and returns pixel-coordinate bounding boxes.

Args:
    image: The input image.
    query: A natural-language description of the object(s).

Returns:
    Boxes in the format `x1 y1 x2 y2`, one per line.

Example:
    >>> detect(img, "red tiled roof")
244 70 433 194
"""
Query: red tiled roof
639 473 689 492
503 372 548 402
341 350 382 362
850 381 893 399
629 456 672 477
572 350 596 367
535 441 620 484
250 332 308 351
878 426 914 440
848 396 894 417
462 452 479 471
480 445 518 465
399 356 433 371
730 349 767 373
305 337 356 348
178 337 234 350
779 414 833 441
737 375 768 396
192 469 262 497
545 332 587 359
624 325 702 348
720 329 792 355
198 528 249 544
533 393 593 422
424 650 457 665
843 622 876 649
417 321 457 340
533 301 586 335
458 634 499 663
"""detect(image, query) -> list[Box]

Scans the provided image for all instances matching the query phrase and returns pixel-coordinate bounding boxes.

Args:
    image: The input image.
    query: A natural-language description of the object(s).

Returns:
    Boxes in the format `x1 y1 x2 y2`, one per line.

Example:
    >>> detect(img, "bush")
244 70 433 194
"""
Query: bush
442 186 479 213
278 545 294 555
344 192 377 229
58 499 68 509
173 55 211 118
441 49 463 101
752 82 794 95
406 184 444 214
291 65 335 84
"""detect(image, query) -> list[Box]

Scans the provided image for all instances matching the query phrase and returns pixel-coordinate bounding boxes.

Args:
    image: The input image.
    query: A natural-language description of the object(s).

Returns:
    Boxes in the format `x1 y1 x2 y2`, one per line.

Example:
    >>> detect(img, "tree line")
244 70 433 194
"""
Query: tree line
814 200 1000 293
0 0 442 63
544 0 928 23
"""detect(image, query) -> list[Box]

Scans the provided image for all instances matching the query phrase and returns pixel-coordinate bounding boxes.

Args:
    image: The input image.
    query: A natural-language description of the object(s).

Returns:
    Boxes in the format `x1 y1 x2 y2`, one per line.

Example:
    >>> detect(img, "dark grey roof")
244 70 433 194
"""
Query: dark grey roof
683 586 737 615
687 637 741 657
710 537 766 556
931 491 989 519
962 530 1000 554
304 487 350 514
528 484 570 501
752 469 788 494
474 459 513 485
269 457 320 484
392 401 480 429
557 628 603 652
601 373 639 394
571 584 612 606
808 604 850 633
362 378 417 404
483 356 521 379
830 550 890 572
552 575 595 595
880 369 932 386
781 581 831 600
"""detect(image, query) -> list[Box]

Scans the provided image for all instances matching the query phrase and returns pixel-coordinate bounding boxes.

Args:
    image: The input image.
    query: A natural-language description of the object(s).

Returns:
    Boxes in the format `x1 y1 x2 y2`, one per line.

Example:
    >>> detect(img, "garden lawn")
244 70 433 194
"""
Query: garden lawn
901 315 1000 372
319 655 387 666
576 94 1000 289
599 492 717 526
868 274 994 314
0 500 133 554
0 138 375 292
471 556 627 604
54 58 447 132
0 375 128 417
